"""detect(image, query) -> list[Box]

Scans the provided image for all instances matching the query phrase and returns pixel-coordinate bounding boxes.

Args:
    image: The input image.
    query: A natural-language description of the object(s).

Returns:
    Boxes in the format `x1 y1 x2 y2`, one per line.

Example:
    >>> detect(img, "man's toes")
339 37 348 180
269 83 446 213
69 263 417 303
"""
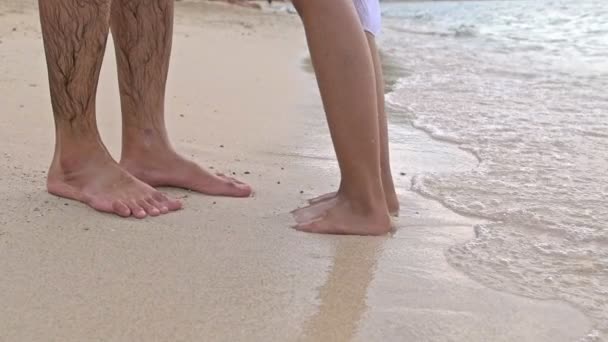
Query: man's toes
217 173 247 185
234 184 253 197
112 201 132 218
138 199 160 217
167 198 183 211
153 192 182 211
147 198 169 214
127 201 147 219
230 178 247 185
223 179 252 197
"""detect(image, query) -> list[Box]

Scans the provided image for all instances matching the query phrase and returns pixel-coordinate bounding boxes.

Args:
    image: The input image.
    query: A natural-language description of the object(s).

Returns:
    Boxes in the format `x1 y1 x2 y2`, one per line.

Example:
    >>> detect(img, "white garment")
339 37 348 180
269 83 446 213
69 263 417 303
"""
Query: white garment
353 0 382 36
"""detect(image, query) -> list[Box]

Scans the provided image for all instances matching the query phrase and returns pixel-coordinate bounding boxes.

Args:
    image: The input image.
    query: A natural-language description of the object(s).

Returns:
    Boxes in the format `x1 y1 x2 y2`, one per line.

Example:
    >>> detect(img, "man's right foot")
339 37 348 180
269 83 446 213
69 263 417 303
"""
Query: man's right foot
47 149 182 219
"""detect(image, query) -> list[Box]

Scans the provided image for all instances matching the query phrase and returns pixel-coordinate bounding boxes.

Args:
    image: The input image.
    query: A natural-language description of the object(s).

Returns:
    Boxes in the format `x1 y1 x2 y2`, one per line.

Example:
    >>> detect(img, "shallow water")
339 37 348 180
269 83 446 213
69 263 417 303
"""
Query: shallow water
382 0 608 339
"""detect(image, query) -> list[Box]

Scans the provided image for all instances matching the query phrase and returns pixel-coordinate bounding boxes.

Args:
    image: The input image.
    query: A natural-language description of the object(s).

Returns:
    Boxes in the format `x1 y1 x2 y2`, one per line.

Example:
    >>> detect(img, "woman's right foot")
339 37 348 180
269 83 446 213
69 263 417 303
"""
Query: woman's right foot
47 148 182 219
308 191 338 205
306 190 400 217
294 194 338 224
295 194 392 236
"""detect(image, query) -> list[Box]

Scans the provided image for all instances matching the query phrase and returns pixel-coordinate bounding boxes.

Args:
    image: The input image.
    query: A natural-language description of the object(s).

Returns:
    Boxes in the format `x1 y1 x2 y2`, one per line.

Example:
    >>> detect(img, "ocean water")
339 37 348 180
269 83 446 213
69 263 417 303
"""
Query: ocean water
381 0 608 340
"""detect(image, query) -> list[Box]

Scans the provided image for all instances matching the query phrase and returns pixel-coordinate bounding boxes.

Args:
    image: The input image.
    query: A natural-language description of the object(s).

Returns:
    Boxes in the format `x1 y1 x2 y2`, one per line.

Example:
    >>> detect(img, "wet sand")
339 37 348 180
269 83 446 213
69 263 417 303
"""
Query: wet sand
0 1 592 341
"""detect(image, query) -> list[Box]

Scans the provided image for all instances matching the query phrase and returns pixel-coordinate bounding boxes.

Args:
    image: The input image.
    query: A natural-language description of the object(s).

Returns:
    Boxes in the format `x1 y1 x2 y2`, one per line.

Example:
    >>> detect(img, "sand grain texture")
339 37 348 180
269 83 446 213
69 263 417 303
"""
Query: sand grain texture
0 1 593 341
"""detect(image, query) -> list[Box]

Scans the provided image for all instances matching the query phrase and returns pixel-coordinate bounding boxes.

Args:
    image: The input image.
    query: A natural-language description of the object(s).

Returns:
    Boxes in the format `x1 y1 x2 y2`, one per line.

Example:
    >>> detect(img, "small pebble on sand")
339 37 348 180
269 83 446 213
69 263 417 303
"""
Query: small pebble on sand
400 172 406 176
244 171 250 175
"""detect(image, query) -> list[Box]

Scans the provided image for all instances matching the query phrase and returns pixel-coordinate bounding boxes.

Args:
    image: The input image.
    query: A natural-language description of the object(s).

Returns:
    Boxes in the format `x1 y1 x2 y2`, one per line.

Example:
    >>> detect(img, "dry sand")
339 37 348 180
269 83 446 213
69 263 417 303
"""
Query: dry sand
0 1 593 341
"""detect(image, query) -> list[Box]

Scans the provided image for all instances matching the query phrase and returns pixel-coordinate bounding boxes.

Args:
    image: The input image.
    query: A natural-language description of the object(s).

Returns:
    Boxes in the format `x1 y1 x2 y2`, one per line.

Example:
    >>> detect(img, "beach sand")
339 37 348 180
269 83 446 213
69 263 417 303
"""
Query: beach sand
0 1 593 341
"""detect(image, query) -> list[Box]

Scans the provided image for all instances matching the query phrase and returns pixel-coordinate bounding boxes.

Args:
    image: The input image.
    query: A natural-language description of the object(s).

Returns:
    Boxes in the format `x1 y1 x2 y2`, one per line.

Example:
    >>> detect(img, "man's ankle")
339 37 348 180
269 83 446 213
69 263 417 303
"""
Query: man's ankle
51 140 111 172
122 127 173 155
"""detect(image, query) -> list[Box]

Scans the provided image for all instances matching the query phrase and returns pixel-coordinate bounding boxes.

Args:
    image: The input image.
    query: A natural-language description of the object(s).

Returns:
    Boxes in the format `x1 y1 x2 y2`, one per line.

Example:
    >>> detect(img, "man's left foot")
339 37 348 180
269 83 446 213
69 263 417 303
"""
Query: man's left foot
121 149 252 198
